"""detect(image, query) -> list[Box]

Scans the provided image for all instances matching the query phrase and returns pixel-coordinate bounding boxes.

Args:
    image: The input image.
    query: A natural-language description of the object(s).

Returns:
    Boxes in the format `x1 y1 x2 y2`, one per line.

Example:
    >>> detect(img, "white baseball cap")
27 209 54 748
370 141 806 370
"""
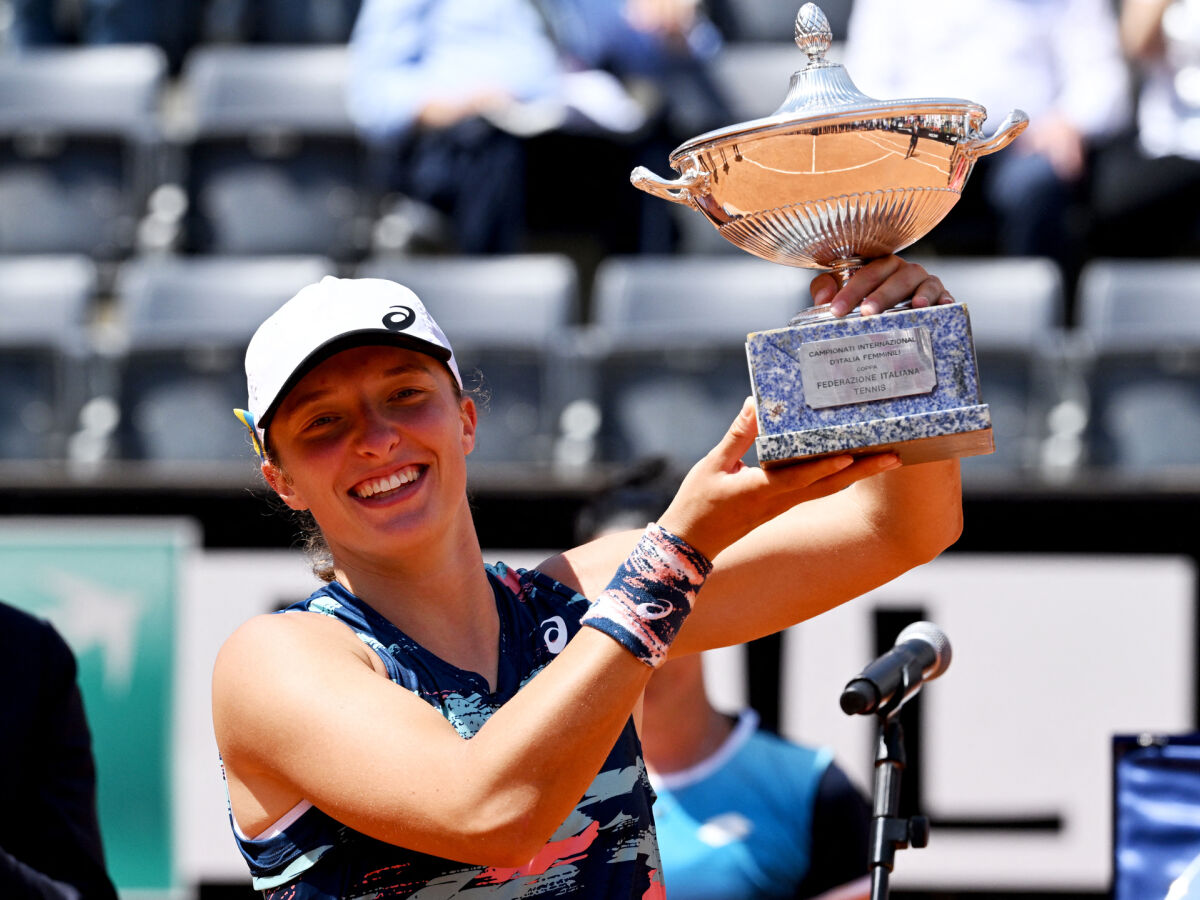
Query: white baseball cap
235 276 462 458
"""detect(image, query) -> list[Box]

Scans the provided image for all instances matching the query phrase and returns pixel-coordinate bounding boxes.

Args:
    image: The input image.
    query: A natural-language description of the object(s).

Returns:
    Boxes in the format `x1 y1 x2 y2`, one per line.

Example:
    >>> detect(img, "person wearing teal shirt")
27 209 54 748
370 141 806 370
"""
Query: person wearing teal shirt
642 654 870 900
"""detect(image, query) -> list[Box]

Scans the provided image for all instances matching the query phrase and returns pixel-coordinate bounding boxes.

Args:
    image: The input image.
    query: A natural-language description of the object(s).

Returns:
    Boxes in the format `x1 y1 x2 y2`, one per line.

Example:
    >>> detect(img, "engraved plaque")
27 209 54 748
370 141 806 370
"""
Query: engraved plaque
799 327 937 409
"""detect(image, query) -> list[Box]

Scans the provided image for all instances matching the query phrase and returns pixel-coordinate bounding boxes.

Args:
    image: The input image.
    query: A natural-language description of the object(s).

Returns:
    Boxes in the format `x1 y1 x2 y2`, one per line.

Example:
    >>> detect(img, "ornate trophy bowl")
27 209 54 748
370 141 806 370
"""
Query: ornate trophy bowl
630 3 1029 467
631 3 1028 289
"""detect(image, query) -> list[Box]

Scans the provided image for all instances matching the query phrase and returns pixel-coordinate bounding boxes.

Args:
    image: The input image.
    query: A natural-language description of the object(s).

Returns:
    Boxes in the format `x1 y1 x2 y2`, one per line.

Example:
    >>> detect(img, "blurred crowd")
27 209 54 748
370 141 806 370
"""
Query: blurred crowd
1 0 1199 478
4 0 1200 286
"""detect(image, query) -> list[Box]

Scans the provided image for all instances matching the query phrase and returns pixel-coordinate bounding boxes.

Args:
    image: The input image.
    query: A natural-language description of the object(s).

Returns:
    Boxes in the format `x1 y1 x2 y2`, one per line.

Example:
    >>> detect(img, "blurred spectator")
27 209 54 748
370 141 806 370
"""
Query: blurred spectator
7 0 206 69
0 600 118 900
643 653 871 900
843 0 1132 284
345 0 732 255
579 488 871 900
1089 0 1200 257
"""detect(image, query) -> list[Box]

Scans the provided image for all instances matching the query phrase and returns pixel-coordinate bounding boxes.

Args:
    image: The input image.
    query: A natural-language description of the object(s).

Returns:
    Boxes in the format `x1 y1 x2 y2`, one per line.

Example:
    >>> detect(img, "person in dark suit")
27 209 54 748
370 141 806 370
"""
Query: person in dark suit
0 600 119 900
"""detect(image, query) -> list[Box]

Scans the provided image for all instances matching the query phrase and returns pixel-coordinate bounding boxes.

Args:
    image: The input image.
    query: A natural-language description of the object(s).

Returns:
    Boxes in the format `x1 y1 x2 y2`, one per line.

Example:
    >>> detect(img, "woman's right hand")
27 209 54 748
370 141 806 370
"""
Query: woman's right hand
656 397 900 562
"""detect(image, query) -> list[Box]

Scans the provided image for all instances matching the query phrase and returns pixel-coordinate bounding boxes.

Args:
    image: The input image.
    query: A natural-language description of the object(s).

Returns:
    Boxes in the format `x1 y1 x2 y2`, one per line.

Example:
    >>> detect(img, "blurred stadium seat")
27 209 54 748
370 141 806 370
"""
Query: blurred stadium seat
175 45 375 260
583 255 812 472
909 256 1067 475
0 45 168 259
357 255 581 466
729 0 854 41
108 254 336 461
671 40 809 255
0 255 98 459
1075 259 1200 473
204 0 363 43
710 41 809 122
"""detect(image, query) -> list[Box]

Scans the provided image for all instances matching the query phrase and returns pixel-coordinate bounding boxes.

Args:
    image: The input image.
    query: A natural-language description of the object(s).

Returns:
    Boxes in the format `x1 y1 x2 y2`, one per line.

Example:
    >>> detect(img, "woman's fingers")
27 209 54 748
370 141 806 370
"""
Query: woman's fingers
774 451 901 500
810 272 840 307
664 403 904 560
821 256 953 317
750 451 897 519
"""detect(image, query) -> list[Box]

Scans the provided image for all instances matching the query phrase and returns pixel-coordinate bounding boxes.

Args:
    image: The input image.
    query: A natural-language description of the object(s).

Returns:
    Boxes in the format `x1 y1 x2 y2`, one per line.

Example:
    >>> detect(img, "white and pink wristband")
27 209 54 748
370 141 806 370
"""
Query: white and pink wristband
581 523 713 668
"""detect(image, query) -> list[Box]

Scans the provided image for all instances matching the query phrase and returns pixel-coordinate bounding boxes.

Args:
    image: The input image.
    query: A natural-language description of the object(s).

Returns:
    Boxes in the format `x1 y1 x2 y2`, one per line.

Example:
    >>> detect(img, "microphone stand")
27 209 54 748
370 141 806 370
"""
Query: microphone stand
867 686 930 900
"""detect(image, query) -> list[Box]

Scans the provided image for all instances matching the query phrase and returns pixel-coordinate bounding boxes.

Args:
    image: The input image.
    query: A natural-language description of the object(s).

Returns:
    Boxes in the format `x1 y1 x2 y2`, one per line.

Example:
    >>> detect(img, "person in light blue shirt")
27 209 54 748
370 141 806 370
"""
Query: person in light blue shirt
345 0 729 253
640 641 871 900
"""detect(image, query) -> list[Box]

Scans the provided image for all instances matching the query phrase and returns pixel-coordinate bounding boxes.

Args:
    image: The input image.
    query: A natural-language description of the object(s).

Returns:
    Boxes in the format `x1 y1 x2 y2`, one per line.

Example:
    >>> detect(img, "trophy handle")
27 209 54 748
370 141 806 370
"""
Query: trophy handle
629 165 707 206
962 109 1030 160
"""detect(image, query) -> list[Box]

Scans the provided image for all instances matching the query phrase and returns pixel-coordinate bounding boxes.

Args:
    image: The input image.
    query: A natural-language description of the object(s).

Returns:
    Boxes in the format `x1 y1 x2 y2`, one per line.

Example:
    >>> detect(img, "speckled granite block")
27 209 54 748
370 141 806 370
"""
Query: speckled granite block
747 303 993 466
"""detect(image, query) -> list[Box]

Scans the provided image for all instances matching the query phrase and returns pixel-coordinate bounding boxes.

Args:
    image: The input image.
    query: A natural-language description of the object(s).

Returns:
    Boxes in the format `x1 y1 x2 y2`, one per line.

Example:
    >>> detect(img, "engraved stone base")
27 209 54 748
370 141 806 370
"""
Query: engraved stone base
747 303 994 467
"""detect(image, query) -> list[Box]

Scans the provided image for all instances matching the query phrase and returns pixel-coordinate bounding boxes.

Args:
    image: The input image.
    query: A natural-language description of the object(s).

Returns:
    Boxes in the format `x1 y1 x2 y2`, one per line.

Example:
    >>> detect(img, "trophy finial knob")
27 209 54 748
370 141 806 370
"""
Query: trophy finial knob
795 3 833 63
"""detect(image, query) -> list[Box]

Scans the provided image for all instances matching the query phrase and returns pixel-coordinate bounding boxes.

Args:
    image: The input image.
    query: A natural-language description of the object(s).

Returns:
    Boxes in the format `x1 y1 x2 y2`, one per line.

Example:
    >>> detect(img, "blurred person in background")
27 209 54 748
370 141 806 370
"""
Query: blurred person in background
643 654 870 900
581 491 871 900
843 0 1132 293
1089 0 1200 257
345 0 733 255
0 600 119 900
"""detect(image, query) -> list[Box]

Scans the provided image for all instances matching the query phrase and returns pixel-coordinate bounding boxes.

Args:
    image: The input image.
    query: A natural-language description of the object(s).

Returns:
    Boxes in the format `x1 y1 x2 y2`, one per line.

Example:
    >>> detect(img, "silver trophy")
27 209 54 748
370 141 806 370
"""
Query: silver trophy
631 3 1028 466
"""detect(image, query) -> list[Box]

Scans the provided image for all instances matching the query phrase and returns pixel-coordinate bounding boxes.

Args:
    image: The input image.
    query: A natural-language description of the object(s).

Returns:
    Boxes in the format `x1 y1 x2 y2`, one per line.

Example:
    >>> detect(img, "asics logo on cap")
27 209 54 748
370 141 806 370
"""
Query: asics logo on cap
383 305 416 332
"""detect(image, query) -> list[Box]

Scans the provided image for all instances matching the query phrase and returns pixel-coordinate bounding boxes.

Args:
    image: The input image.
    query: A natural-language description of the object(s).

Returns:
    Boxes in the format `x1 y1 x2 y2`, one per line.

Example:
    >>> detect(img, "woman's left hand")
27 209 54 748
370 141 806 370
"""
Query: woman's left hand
657 397 901 562
810 255 954 318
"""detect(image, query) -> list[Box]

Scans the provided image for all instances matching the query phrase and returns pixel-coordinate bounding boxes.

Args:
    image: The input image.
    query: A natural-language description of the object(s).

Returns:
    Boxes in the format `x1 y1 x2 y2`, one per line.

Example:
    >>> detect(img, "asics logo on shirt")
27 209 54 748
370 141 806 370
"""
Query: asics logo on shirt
541 616 568 654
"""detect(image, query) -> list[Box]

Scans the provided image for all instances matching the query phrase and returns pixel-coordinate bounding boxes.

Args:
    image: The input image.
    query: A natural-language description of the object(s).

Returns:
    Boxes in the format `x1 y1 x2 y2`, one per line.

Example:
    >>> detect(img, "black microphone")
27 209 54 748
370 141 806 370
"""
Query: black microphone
840 621 952 716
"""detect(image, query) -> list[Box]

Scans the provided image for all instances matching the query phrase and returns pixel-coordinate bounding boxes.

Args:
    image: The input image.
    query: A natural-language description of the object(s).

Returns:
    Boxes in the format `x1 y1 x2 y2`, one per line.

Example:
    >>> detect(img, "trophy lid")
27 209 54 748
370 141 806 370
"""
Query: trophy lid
669 3 986 159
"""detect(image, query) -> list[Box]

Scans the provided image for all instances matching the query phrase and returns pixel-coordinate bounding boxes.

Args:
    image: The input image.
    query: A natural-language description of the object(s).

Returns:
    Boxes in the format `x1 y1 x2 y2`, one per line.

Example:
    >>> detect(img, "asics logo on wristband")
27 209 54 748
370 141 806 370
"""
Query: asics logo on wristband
541 616 568 654
635 599 673 620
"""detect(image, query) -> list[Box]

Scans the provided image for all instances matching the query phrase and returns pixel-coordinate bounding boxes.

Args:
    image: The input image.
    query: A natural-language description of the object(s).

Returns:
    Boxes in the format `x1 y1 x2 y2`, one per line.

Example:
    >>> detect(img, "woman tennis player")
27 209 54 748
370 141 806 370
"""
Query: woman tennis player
214 256 962 898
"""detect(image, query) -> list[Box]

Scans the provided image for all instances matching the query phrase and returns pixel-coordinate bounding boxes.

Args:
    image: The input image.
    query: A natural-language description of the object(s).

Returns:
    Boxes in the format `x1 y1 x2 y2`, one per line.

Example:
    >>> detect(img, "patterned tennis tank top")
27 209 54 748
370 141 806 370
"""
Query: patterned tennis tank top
225 563 665 899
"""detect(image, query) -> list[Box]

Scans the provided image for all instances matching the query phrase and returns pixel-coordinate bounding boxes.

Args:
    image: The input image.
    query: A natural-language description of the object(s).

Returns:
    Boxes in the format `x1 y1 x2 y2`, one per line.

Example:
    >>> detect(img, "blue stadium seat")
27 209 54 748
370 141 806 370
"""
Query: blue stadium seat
176 45 375 260
1075 259 1200 474
0 45 168 259
0 255 98 459
356 255 581 466
109 254 337 461
584 255 812 472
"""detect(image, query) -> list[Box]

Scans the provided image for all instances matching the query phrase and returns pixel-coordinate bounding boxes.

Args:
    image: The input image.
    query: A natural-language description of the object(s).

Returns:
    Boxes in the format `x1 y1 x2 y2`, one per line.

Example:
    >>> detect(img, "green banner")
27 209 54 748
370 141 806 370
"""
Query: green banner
0 517 198 892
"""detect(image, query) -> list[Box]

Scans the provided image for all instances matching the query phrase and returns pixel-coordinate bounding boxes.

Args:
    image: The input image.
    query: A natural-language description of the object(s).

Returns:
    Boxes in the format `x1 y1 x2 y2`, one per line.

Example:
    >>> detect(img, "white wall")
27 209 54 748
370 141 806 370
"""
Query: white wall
780 554 1196 892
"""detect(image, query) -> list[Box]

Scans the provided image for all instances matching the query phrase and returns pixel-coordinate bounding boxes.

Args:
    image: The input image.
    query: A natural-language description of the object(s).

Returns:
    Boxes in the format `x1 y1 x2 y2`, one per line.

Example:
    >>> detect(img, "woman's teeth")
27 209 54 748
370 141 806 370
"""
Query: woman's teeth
355 467 420 499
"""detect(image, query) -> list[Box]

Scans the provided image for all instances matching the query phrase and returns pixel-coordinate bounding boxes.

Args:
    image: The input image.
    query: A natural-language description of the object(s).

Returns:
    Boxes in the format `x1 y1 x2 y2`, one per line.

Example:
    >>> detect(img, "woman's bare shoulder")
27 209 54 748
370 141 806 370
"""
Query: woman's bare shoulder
214 609 380 700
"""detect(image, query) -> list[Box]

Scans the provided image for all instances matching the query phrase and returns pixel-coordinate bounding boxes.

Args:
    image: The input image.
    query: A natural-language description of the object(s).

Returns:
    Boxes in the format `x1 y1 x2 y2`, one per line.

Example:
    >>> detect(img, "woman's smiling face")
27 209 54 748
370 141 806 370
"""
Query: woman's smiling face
262 344 477 566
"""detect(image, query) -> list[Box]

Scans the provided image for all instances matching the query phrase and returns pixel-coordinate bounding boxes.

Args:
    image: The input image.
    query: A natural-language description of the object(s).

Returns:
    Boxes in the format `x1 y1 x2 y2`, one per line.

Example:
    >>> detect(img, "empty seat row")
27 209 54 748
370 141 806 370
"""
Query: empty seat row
0 44 380 261
2 253 1198 480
